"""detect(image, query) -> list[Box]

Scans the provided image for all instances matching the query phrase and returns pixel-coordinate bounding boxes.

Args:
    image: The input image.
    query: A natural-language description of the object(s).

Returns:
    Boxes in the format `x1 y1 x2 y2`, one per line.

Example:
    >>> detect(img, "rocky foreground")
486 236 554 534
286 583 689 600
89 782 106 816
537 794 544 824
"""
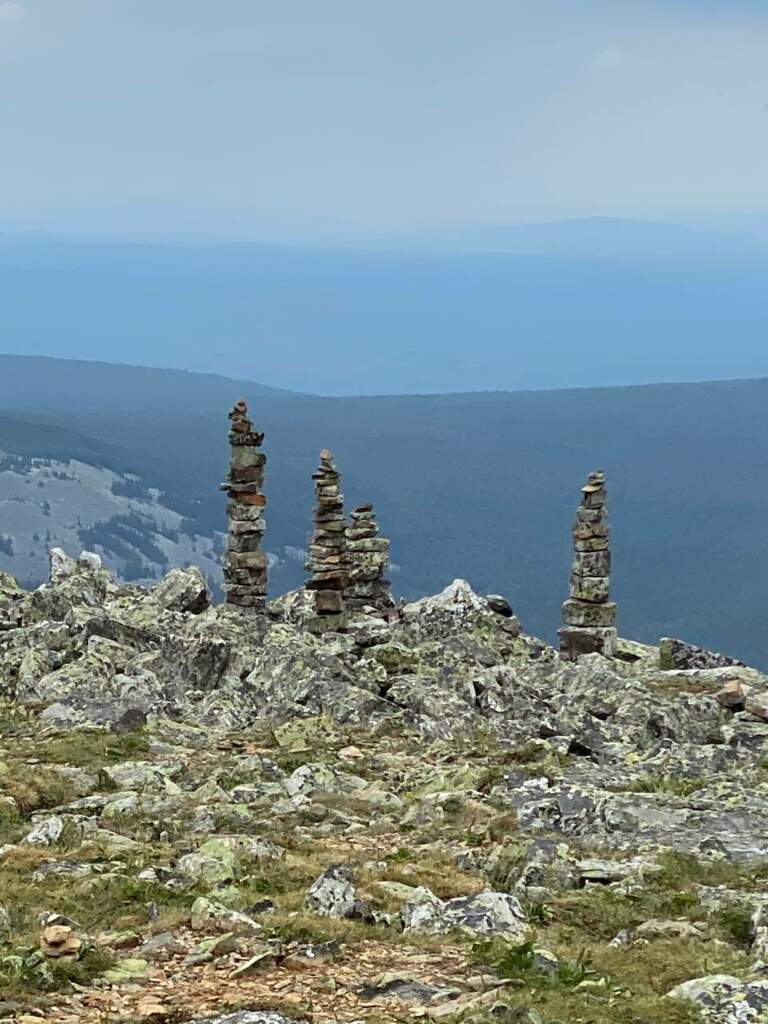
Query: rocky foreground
1 557 768 1023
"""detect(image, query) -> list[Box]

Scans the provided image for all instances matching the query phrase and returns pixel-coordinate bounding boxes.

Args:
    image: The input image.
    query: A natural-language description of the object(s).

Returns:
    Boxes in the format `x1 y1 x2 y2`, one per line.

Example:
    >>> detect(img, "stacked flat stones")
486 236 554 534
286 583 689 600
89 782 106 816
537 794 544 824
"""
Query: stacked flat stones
344 503 394 615
305 450 348 630
559 470 617 659
221 400 268 613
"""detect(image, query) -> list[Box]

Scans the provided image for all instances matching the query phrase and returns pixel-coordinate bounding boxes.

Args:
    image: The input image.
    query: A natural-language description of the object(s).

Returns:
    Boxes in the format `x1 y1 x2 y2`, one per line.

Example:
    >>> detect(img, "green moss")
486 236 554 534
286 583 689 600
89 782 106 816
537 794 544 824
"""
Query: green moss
611 775 706 797
0 942 114 1000
11 730 151 768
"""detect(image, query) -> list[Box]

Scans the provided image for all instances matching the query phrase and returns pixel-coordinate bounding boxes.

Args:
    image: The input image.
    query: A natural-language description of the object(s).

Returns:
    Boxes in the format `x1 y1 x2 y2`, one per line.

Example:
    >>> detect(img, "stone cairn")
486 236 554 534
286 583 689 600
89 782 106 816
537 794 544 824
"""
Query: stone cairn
305 450 348 630
559 470 617 659
344 503 395 616
221 400 268 613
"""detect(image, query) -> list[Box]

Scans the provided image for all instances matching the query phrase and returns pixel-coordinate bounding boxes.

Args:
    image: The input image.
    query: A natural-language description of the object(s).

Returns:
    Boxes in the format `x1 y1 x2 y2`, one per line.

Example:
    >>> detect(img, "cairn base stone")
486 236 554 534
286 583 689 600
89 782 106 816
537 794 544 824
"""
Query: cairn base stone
559 626 618 659
306 612 348 634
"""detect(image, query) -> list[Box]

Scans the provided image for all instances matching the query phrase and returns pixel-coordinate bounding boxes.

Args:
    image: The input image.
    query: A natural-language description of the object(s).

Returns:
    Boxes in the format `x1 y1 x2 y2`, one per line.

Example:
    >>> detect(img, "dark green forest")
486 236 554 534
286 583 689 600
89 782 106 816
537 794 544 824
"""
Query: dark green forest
2 358 768 665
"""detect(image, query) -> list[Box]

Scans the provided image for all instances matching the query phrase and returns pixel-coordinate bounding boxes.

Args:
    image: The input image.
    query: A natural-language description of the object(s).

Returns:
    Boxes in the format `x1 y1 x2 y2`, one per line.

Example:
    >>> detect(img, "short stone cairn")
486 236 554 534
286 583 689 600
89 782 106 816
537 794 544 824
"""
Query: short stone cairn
344 503 394 616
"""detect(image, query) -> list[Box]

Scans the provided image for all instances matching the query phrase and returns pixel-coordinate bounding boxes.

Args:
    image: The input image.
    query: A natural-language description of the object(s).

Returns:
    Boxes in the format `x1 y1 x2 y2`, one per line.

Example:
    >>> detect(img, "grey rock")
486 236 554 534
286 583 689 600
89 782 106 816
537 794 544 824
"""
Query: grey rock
152 567 209 614
668 975 768 1022
660 637 744 671
182 1015 301 1024
486 594 514 617
305 865 359 919
401 887 529 941
22 815 65 846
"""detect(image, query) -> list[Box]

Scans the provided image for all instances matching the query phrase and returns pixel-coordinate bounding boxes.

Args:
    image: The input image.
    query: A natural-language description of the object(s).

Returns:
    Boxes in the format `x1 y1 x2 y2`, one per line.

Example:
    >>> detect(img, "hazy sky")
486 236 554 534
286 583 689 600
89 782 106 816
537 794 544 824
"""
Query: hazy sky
1 0 768 240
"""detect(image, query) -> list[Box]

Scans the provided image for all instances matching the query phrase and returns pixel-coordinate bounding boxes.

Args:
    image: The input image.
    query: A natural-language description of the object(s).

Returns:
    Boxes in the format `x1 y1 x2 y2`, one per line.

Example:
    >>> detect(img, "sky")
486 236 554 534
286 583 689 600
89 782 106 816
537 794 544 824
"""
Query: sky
1 0 768 241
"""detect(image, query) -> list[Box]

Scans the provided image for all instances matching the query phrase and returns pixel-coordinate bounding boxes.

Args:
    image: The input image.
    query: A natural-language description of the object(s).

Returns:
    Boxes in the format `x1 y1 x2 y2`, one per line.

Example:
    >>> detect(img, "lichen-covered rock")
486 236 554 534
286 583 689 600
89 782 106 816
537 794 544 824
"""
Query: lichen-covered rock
22 815 65 846
660 637 745 671
668 975 768 1023
305 866 359 919
189 898 262 936
182 1014 301 1024
151 567 209 614
401 887 529 941
178 836 283 887
1 531 768 1024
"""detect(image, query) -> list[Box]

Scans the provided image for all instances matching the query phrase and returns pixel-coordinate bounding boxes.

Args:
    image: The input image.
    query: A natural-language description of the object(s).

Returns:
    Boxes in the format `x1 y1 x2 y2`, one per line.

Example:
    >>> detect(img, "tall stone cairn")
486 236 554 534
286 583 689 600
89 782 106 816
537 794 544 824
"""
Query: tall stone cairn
305 449 348 630
558 470 617 659
344 503 395 616
221 400 268 613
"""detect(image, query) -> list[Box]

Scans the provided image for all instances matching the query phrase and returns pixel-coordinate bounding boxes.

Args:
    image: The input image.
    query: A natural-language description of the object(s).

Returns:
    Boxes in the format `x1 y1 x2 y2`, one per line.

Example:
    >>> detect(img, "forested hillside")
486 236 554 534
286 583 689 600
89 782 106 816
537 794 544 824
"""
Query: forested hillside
2 357 768 665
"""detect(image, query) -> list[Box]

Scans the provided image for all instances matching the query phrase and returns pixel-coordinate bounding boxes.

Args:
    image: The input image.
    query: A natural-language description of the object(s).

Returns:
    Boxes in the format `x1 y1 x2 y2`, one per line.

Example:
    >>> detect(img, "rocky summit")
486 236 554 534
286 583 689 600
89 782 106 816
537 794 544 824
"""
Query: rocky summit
1 544 768 1022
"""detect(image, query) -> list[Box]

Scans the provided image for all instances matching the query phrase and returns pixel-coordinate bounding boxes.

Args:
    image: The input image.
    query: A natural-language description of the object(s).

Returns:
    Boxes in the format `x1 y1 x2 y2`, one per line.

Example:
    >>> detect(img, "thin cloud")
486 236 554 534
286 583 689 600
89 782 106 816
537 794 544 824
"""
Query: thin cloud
0 1 25 22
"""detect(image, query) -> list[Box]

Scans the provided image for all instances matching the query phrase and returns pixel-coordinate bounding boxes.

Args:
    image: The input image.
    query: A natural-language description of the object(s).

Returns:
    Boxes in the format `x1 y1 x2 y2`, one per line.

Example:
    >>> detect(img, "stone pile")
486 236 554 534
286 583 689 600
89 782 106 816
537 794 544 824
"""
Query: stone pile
344 503 395 616
221 400 268 613
305 450 348 630
559 469 617 659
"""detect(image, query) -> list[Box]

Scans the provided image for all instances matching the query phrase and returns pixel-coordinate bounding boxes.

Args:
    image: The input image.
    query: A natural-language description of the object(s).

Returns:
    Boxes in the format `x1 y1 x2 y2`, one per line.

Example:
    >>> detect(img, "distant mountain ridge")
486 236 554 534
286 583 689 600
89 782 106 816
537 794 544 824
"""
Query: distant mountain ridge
0 355 296 414
360 216 768 259
1 223 767 394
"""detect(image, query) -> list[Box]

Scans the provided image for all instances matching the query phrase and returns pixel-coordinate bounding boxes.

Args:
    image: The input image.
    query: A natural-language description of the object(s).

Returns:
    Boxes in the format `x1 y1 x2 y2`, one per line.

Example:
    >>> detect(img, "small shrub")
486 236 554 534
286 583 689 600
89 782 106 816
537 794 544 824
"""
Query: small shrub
0 942 113 997
474 937 537 978
715 904 754 948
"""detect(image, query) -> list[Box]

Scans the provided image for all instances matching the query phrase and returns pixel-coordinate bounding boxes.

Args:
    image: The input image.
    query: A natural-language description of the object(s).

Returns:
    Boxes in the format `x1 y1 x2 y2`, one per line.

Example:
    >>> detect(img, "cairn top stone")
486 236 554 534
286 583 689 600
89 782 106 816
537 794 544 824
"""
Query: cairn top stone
582 470 606 492
228 400 265 445
229 399 249 426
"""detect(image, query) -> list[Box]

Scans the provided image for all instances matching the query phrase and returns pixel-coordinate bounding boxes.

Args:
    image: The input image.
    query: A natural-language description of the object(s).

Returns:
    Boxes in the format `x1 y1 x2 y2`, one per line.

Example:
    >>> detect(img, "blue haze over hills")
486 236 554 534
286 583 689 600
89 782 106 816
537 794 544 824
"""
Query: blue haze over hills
1 218 767 395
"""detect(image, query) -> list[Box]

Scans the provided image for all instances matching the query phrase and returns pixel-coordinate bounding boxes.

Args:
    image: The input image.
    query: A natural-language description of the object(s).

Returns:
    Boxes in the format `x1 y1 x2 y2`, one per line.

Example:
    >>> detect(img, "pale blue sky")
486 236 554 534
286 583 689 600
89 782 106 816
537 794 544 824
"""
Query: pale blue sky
1 0 767 240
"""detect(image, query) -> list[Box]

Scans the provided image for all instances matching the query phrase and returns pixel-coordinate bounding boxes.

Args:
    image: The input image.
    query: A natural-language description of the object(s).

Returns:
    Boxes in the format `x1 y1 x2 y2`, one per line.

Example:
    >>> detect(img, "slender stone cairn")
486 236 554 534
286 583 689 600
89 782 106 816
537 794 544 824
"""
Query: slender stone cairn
344 503 395 616
305 449 348 630
559 469 617 659
221 399 268 613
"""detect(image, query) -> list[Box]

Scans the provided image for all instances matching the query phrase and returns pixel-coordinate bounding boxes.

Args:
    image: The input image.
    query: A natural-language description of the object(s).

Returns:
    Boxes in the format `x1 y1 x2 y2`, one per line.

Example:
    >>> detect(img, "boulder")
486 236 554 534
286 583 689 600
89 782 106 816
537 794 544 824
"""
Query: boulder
305 866 360 919
401 887 529 942
668 975 768 1022
660 638 744 671
151 567 209 614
